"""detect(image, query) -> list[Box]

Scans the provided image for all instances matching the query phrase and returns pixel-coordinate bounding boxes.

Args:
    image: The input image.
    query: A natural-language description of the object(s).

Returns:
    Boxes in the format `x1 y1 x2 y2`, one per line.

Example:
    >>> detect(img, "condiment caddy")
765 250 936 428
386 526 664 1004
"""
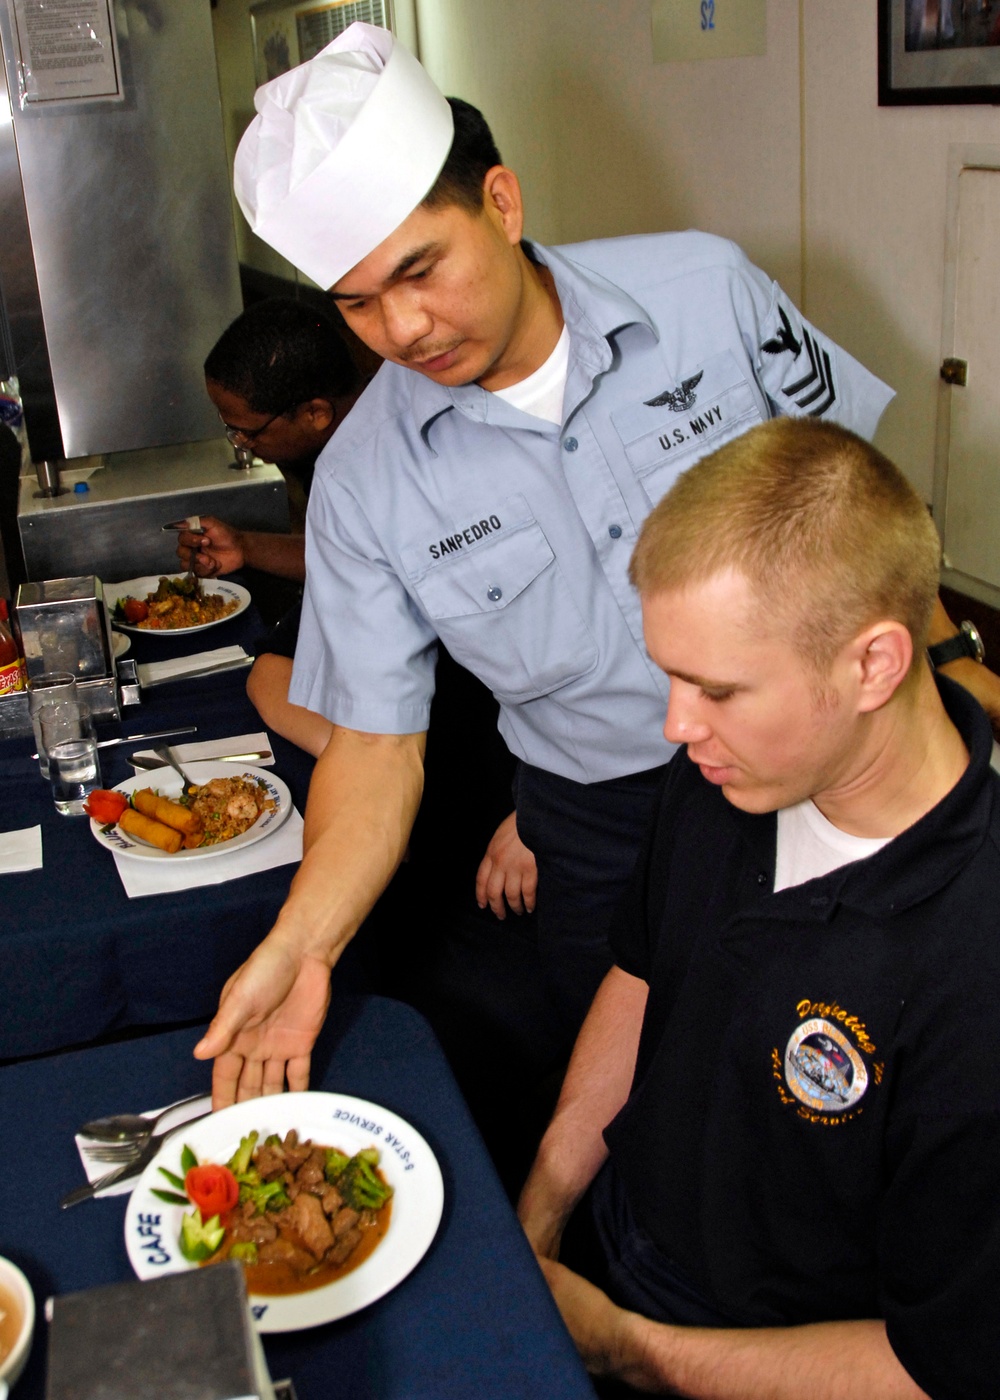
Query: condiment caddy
0 576 133 738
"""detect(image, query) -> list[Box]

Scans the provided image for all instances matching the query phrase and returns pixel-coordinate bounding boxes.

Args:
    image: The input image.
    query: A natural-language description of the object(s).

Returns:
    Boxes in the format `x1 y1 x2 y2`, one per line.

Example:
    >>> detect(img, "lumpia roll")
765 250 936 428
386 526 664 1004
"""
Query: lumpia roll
119 807 184 853
132 787 202 836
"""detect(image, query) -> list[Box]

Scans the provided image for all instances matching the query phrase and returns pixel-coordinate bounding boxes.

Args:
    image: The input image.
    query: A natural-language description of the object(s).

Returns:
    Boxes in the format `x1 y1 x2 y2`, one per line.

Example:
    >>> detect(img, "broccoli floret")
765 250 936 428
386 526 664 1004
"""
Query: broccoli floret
239 1178 291 1214
334 1148 393 1212
227 1131 259 1179
229 1241 259 1264
324 1148 350 1184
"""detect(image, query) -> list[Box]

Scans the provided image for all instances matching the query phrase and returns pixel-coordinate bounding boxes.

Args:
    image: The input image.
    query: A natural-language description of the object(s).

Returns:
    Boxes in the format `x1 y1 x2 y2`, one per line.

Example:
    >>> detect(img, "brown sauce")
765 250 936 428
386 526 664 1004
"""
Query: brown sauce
215 1197 392 1296
0 1281 23 1363
244 1197 392 1295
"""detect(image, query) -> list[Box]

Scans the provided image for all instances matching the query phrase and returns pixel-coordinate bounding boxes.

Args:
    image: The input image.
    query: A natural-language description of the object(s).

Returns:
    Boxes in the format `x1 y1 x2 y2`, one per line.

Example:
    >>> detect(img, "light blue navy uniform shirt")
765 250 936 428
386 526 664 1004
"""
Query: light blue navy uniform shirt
291 232 893 785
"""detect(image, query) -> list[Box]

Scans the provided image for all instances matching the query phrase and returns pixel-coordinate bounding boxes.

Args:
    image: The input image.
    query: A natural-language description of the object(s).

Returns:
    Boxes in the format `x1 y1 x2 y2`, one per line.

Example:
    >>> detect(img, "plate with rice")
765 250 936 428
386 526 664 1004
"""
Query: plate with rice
90 762 291 861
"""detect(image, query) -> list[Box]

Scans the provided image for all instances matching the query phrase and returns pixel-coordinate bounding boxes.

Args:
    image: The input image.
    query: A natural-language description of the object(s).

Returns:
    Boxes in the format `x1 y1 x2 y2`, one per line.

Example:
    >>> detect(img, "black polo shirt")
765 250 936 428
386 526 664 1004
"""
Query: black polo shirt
605 677 1000 1400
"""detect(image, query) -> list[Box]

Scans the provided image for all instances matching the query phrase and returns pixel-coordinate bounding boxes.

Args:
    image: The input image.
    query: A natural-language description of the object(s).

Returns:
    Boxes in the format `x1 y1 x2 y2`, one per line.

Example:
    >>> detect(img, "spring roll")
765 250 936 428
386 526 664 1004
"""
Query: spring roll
119 807 184 853
132 787 202 836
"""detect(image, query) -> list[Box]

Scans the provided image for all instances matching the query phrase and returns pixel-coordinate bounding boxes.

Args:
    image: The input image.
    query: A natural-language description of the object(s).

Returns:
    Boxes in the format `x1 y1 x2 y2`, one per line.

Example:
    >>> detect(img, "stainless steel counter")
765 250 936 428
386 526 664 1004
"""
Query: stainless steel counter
18 439 289 583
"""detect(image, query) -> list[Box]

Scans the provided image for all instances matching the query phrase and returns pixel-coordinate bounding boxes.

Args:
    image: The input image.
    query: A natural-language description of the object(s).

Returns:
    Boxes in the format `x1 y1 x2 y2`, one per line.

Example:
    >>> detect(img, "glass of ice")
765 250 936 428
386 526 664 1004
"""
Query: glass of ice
39 702 101 816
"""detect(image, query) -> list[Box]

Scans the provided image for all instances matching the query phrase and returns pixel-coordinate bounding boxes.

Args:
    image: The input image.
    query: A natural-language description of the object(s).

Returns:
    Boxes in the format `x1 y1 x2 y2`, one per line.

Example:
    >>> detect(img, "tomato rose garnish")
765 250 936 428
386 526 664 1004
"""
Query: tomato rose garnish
123 599 149 624
185 1163 240 1219
84 789 129 823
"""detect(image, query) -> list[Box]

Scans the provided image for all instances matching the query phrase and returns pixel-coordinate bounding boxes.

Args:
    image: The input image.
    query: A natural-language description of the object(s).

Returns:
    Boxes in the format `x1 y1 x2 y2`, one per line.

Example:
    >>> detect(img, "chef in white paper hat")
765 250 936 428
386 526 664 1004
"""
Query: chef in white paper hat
234 24 455 291
233 21 561 391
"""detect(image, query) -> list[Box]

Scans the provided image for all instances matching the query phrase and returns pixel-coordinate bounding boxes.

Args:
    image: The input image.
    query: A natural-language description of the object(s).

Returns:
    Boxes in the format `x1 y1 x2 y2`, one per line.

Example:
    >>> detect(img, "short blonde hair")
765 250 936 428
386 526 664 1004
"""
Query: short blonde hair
629 418 941 672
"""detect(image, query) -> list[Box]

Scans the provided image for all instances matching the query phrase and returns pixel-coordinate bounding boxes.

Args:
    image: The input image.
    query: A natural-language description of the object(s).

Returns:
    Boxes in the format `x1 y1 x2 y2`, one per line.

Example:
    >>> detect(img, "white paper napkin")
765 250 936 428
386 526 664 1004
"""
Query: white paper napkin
75 1096 212 1197
130 732 274 768
137 646 251 688
0 824 42 874
113 806 303 898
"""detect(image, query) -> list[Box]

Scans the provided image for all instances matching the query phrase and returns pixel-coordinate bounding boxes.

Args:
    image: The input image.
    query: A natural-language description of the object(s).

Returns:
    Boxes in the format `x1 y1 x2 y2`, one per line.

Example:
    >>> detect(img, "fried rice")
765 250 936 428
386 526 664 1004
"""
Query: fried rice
185 776 274 847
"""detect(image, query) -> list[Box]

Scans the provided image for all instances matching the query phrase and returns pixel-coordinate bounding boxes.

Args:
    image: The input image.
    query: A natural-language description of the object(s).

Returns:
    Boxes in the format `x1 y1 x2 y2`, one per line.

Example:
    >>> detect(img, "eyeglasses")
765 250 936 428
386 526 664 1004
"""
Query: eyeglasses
220 405 295 446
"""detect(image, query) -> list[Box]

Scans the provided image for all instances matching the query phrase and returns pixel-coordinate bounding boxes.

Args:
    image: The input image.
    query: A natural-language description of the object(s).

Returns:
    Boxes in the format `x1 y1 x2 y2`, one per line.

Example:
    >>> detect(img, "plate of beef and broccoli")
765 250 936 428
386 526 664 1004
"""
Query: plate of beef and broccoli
124 1092 444 1332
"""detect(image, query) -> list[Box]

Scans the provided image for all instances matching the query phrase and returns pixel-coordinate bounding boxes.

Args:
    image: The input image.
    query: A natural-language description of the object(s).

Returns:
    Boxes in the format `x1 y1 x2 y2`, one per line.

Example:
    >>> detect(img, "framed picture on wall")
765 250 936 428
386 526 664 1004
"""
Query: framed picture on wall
250 0 391 87
879 0 1000 104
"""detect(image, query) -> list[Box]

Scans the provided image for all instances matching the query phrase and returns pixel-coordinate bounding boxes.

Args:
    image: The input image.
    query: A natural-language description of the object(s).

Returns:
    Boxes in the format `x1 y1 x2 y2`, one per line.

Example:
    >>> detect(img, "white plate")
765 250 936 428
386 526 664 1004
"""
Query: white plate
106 576 250 636
112 631 131 658
124 1092 444 1332
90 762 291 862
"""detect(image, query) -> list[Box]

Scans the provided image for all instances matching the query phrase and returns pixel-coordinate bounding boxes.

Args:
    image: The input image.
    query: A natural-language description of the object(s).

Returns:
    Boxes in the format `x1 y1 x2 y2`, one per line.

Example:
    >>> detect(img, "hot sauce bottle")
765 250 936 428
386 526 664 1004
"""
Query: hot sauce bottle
0 598 26 695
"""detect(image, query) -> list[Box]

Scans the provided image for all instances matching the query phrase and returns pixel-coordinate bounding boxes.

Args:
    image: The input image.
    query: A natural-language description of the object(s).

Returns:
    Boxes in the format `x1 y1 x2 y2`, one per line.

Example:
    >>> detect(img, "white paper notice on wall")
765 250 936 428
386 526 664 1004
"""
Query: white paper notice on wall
651 0 766 63
11 0 123 106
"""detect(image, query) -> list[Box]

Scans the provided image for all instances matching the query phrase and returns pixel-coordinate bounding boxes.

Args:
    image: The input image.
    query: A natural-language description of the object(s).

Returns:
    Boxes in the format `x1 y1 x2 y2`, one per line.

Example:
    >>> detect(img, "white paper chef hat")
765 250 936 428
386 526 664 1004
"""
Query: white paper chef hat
234 24 454 289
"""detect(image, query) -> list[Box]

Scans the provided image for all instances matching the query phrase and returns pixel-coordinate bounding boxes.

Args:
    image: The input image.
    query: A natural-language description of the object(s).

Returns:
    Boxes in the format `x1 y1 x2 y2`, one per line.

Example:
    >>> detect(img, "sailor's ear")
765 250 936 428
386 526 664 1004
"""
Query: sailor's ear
482 166 524 245
852 621 913 713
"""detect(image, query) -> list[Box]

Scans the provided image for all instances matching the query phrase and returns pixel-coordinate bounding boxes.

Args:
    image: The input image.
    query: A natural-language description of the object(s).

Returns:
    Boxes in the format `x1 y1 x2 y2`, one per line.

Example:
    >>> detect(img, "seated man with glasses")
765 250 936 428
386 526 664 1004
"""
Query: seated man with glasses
175 297 365 754
180 296 364 589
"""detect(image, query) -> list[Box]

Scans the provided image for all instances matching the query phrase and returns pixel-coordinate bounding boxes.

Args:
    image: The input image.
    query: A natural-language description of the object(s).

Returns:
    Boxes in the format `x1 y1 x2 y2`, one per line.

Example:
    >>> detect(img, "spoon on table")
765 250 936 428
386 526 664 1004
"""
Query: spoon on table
78 1091 207 1144
152 744 200 790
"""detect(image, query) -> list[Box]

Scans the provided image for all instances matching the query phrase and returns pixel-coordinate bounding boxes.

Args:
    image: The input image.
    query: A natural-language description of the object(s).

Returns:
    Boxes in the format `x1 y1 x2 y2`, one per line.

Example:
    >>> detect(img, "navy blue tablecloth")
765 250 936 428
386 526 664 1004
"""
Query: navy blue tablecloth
0 995 595 1400
0 607 318 1059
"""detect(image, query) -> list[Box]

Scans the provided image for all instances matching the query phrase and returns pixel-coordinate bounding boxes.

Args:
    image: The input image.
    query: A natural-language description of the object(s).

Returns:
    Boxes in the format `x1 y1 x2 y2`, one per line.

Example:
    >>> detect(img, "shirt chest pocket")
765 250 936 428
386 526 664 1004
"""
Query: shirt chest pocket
402 504 599 704
611 350 765 509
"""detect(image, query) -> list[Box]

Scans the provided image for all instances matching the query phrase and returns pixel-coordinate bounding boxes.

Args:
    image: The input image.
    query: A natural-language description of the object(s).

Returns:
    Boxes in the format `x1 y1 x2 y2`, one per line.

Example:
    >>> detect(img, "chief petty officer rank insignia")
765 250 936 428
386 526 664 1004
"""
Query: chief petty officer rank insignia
771 998 884 1125
760 303 839 417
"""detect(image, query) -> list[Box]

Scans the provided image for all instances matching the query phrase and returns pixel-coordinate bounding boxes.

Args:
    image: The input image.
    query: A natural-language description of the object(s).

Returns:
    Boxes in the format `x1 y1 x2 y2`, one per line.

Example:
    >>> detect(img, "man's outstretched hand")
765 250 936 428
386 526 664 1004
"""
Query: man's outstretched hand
193 936 333 1109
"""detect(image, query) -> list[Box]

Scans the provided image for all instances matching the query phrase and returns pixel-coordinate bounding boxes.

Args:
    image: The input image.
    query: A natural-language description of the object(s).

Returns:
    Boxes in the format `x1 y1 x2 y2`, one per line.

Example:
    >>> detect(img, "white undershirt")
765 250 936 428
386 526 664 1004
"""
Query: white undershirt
491 324 570 425
773 799 890 892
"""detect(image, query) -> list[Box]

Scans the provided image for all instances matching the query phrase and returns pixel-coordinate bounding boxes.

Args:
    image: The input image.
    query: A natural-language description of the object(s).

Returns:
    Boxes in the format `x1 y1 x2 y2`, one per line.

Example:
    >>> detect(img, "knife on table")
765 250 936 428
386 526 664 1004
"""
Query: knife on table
60 1109 212 1210
129 750 271 770
30 727 197 761
139 657 253 687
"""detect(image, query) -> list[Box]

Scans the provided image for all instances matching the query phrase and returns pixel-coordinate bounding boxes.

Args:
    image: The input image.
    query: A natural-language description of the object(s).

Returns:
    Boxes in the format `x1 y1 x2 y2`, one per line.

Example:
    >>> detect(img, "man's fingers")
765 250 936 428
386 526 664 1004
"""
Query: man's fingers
193 998 244 1062
523 870 538 913
285 1053 311 1093
475 856 492 907
196 551 221 577
210 1051 245 1111
236 1058 265 1102
487 867 508 919
261 1057 288 1095
505 878 525 916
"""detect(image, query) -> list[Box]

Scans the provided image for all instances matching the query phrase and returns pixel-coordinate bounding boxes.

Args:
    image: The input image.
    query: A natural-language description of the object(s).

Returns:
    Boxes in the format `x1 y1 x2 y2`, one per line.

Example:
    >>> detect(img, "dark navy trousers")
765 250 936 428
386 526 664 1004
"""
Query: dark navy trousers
515 759 667 1035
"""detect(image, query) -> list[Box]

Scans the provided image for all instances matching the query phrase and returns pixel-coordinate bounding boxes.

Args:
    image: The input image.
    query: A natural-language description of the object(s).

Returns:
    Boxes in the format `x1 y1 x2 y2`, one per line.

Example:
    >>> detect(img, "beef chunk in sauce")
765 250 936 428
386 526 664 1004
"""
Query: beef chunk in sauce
256 1237 316 1273
277 1191 334 1260
296 1146 328 1189
328 1227 364 1266
253 1143 287 1182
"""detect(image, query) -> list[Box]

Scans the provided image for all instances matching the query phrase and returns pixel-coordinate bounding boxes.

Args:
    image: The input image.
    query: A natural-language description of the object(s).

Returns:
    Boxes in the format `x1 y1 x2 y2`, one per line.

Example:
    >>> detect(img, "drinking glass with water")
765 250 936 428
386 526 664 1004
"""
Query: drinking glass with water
38 702 101 816
27 672 77 780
